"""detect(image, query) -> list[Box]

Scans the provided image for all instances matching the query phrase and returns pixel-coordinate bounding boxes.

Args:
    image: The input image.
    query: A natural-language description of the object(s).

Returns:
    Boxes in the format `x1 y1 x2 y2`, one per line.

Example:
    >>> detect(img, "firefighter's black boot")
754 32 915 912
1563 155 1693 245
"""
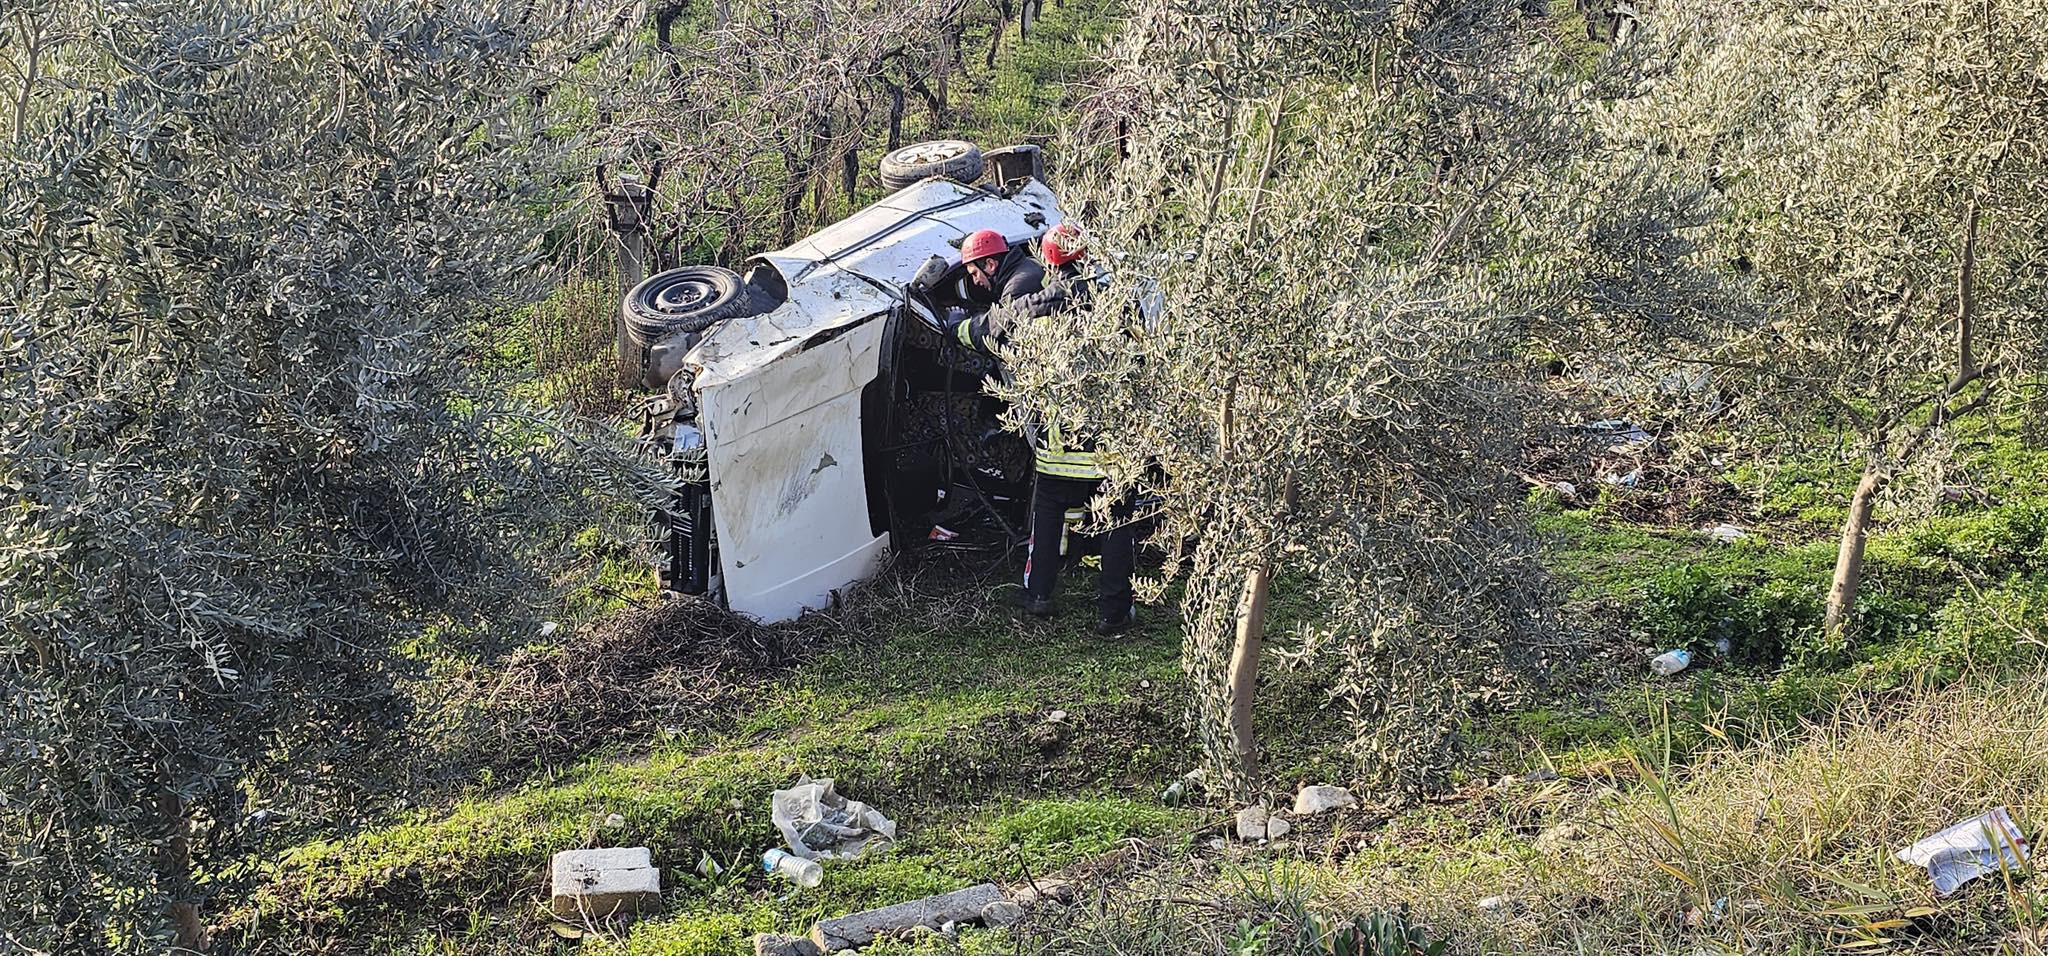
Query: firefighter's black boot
1094 607 1137 637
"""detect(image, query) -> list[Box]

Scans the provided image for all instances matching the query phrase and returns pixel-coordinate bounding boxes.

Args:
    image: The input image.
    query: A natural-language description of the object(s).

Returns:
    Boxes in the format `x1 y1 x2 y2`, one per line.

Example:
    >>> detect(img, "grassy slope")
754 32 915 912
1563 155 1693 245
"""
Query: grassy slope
996 419 2048 956
248 420 2048 955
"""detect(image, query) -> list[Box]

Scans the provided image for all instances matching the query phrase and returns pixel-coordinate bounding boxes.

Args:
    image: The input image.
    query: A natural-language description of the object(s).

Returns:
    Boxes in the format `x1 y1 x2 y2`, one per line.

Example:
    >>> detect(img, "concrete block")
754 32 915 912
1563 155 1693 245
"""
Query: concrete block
809 883 1004 951
551 846 661 918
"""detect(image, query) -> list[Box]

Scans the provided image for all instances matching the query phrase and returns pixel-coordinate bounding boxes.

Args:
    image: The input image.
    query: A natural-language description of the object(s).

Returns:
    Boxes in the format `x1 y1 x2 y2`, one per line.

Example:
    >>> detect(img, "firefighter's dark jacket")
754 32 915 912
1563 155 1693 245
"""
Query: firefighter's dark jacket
948 253 1103 480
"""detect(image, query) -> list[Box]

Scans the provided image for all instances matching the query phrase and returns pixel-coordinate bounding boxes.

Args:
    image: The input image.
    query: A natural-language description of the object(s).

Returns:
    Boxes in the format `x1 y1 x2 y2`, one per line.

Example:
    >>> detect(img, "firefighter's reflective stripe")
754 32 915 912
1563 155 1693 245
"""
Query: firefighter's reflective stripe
954 314 978 349
1035 420 1105 479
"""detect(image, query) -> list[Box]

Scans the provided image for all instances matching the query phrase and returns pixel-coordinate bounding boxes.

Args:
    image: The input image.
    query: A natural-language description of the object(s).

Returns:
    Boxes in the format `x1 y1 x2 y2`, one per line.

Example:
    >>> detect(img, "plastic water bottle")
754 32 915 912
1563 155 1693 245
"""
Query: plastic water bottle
1650 649 1691 676
762 848 822 888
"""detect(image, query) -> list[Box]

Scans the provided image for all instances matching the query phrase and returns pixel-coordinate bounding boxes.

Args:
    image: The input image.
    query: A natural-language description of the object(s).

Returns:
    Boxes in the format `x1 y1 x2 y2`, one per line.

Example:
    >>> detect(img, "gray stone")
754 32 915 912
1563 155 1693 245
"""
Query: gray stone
1265 812 1292 838
754 933 822 956
1291 785 1358 816
1523 768 1560 783
981 900 1025 927
809 883 1005 951
1234 806 1269 841
550 846 660 918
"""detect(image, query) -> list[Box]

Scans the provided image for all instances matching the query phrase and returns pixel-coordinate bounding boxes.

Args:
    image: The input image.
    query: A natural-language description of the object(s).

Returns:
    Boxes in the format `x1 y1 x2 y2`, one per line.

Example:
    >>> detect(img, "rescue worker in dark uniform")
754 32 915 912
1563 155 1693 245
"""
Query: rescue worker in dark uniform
947 225 1137 636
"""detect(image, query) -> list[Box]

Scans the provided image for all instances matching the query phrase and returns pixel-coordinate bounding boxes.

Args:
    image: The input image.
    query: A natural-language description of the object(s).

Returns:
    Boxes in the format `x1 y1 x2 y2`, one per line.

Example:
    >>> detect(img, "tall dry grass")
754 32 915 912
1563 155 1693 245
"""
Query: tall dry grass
1343 675 2048 954
1023 676 2048 955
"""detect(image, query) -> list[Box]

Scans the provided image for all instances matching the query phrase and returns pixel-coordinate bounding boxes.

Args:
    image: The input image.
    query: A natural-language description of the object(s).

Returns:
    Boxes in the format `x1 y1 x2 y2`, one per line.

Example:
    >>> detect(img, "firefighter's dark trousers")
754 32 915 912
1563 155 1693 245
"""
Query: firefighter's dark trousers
1024 473 1135 619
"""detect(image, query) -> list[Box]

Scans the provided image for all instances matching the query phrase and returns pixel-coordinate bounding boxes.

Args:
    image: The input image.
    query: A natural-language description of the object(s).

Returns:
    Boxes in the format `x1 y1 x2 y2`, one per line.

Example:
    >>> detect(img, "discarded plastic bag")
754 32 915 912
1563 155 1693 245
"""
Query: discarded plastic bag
1896 807 2030 895
771 775 897 861
1704 523 1748 544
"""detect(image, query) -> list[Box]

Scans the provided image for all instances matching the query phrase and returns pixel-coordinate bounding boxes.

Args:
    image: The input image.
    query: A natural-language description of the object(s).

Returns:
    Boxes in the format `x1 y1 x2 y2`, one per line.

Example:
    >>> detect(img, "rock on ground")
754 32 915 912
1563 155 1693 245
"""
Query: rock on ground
754 934 823 956
981 900 1025 927
809 883 1004 951
1009 877 1075 907
1235 806 1270 841
1292 785 1358 816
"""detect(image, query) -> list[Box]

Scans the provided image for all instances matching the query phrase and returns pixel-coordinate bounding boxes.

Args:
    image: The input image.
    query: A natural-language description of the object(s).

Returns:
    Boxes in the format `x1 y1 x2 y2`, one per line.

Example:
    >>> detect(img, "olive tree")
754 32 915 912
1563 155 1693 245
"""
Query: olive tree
0 1 648 950
1000 0 1599 794
591 0 970 263
1604 0 2048 636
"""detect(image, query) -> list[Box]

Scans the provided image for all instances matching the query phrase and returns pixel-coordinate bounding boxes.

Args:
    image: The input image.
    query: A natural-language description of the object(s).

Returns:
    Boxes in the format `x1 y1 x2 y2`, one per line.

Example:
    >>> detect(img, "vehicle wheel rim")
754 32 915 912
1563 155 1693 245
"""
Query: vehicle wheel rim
897 141 968 164
653 277 718 314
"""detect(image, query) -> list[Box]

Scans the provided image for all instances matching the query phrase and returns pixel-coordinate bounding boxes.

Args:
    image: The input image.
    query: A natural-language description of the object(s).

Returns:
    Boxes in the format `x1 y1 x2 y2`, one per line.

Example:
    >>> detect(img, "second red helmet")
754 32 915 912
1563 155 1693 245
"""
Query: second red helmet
1041 222 1085 266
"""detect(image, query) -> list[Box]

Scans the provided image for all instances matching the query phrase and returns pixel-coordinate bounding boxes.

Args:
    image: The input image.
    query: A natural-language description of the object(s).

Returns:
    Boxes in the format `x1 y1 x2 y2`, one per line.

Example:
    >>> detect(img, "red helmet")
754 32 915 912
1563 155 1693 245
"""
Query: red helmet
1041 222 1085 266
961 229 1008 264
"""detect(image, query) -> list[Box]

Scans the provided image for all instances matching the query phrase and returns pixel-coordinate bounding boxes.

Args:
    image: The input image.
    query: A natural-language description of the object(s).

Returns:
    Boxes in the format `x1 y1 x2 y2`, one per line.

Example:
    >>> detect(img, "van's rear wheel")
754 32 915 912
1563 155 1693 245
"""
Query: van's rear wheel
879 140 985 190
623 266 752 347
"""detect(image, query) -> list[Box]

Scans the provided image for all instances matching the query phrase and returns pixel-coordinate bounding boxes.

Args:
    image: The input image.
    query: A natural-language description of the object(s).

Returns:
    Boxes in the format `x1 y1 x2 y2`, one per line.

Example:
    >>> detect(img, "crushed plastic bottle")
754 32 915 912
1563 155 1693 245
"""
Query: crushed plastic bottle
763 848 823 888
1650 649 1691 676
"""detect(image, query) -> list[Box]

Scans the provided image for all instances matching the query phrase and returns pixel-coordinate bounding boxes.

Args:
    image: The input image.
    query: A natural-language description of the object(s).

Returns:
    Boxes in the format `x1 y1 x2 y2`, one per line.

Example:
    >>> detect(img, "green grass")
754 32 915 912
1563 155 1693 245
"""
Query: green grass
250 453 2048 953
1456 418 2048 786
993 798 1185 856
946 0 1125 147
1023 672 2048 954
239 587 1193 953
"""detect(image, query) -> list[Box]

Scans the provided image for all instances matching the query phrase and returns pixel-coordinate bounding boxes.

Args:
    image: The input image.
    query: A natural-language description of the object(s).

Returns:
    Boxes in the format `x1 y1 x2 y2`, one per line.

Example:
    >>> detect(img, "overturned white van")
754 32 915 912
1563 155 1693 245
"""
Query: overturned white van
627 143 1065 622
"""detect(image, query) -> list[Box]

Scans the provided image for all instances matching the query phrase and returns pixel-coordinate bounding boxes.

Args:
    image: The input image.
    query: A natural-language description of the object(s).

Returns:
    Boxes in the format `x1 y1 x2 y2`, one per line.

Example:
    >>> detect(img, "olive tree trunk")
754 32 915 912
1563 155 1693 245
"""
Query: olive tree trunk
1824 466 1885 636
1226 473 1296 785
1217 94 1293 792
1825 200 1984 637
159 791 206 952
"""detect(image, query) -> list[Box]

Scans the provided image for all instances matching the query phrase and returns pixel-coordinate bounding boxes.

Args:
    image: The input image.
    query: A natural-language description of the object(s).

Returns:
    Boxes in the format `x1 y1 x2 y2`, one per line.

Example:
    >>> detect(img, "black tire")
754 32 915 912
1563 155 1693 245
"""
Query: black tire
622 266 753 348
879 140 985 190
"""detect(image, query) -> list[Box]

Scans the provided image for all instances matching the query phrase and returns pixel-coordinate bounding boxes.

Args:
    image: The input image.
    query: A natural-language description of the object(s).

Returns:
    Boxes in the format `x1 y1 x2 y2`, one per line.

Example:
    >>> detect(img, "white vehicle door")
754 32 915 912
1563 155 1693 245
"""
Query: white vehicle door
696 315 891 622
